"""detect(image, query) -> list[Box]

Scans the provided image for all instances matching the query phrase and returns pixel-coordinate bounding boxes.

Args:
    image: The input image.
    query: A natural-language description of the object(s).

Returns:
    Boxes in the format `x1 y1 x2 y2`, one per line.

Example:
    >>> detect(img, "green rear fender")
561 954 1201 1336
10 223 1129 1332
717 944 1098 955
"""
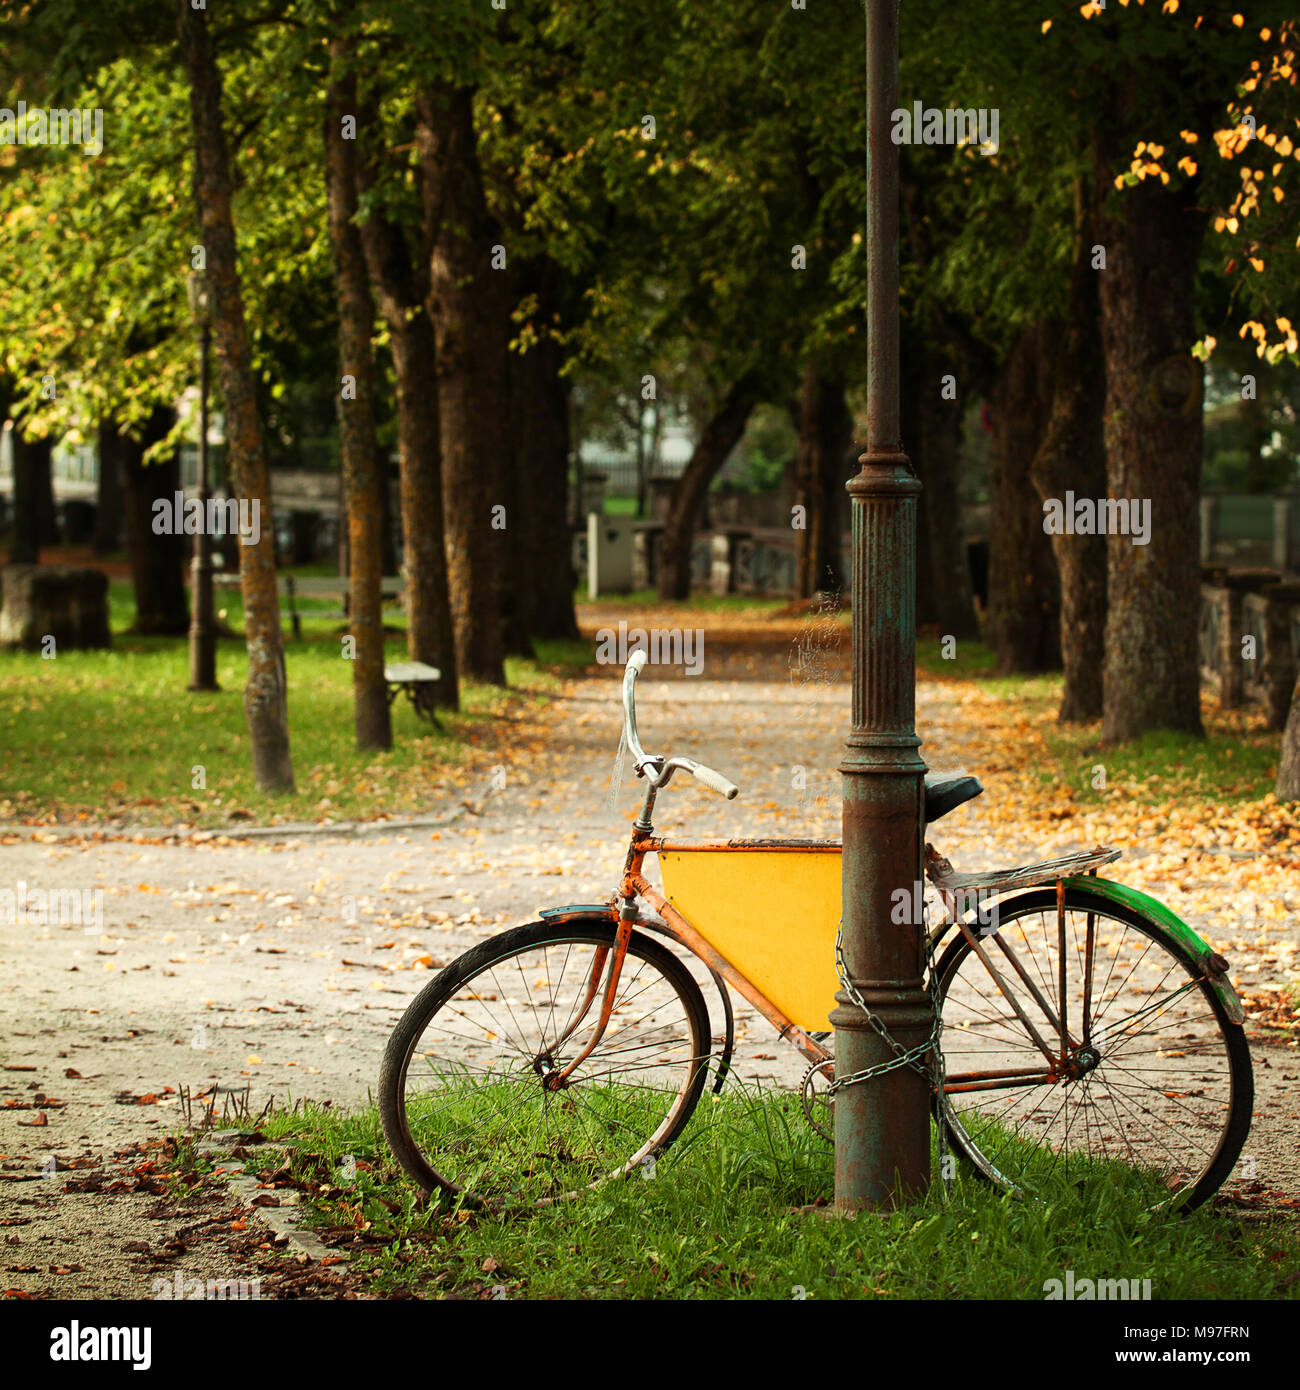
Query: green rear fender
1062 876 1246 1025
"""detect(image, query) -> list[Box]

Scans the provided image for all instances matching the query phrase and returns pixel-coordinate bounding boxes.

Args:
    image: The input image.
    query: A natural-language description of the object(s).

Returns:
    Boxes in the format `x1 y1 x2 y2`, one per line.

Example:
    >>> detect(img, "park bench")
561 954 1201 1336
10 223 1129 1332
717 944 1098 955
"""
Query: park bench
383 661 443 727
211 573 443 727
212 573 404 639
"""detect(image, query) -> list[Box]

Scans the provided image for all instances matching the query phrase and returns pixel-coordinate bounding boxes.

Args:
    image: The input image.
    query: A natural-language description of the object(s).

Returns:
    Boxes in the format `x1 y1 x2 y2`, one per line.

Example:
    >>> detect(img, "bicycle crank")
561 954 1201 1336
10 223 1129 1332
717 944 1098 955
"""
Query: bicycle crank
800 1060 835 1143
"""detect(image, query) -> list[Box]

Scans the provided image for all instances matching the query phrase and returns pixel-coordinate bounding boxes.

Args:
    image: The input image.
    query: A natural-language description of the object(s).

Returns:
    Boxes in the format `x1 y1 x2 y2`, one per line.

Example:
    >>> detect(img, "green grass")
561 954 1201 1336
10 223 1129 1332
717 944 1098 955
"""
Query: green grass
916 635 1001 679
0 577 568 827
914 636 1281 808
217 1083 1300 1301
532 637 596 670
1039 722 1281 806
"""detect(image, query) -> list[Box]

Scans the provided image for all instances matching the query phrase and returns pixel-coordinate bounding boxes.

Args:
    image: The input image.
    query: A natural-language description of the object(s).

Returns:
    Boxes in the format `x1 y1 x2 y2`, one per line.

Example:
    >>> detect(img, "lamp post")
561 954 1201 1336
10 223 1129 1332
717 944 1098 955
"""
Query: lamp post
831 0 931 1211
186 270 218 692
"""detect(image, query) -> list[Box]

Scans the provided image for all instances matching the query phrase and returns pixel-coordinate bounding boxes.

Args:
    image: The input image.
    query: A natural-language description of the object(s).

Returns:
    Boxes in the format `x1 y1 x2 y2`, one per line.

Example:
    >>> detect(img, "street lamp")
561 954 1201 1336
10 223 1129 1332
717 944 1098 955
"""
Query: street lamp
186 269 219 692
831 0 931 1210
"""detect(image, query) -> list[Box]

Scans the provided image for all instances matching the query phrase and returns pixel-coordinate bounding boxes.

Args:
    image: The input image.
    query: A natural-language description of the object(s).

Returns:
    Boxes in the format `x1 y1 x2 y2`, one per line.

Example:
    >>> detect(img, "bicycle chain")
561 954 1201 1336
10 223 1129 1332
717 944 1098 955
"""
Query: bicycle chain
827 912 952 1201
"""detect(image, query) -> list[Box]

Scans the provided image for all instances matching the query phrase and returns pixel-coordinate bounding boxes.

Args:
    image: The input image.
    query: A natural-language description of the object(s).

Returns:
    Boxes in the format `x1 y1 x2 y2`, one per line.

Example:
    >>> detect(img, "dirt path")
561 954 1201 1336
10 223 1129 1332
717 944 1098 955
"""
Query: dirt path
3 618 1298 1294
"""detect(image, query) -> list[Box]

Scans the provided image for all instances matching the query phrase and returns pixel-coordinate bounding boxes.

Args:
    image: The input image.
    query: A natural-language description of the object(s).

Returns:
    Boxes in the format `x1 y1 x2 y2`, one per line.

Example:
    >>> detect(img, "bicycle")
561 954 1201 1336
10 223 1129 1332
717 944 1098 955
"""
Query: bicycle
379 652 1253 1213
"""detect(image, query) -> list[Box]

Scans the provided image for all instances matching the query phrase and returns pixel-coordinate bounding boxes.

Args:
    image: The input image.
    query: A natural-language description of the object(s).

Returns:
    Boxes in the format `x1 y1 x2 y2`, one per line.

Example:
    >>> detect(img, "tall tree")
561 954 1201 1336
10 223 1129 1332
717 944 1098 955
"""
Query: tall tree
417 82 507 685
1030 186 1108 723
986 321 1061 674
898 152 982 642
354 146 459 707
793 361 852 599
325 47 390 752
114 409 189 634
177 0 293 791
913 337 980 641
93 420 125 555
7 429 55 565
507 255 579 640
1095 85 1207 742
658 377 761 601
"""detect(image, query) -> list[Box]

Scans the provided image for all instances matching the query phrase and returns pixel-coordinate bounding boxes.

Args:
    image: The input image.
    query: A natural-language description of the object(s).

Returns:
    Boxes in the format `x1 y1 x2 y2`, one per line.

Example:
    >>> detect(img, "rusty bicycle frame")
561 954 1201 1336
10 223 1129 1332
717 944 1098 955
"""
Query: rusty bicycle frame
544 835 1124 1099
541 654 1236 1104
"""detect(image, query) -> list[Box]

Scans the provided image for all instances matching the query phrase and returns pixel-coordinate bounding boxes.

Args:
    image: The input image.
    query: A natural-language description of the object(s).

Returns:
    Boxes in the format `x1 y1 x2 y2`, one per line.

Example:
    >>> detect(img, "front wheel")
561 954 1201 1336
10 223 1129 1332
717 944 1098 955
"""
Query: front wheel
934 887 1253 1212
379 920 712 1208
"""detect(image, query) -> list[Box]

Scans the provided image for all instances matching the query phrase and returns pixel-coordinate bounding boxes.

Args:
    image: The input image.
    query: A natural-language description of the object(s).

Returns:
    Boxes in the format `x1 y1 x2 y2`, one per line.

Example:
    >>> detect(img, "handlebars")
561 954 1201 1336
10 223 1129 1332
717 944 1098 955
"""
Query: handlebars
621 650 652 769
621 651 739 801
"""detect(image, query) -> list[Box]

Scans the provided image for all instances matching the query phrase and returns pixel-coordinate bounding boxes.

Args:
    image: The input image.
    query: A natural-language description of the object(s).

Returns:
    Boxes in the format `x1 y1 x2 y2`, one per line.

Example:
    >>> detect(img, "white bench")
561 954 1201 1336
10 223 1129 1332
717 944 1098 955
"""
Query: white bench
384 661 443 727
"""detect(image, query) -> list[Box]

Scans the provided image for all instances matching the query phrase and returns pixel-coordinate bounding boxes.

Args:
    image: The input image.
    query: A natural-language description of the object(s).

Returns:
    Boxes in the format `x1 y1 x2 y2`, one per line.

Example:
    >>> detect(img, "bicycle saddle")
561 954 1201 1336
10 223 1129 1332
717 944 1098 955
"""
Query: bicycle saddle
924 774 983 824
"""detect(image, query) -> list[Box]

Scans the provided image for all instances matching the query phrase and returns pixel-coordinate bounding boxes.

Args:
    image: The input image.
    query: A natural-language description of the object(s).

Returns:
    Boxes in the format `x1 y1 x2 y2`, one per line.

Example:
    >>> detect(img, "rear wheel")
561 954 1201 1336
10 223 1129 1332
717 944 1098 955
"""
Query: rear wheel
934 888 1252 1212
379 920 712 1208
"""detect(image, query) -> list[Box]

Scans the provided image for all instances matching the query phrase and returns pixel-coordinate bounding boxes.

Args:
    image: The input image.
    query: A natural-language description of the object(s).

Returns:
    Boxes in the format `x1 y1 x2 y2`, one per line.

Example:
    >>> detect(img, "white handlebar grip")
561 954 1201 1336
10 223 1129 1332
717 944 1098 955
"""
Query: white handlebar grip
628 650 649 675
693 763 739 800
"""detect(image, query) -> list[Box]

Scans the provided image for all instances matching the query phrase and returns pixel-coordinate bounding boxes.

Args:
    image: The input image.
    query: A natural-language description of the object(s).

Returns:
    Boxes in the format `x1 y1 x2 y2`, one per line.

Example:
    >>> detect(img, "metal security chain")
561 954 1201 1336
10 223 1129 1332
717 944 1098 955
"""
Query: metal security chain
830 910 952 1201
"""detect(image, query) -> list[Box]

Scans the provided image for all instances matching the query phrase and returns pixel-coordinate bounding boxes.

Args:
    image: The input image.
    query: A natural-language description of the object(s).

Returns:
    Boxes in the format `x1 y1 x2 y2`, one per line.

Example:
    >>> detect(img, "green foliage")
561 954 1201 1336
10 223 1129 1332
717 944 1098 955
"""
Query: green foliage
730 402 798 492
0 0 336 453
5 0 1294 483
895 0 1281 365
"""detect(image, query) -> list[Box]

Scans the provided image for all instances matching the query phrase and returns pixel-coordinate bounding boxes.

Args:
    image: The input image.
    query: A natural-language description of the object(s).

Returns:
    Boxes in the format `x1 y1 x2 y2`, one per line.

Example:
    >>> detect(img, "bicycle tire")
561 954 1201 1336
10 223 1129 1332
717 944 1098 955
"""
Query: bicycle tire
379 919 712 1206
934 886 1253 1213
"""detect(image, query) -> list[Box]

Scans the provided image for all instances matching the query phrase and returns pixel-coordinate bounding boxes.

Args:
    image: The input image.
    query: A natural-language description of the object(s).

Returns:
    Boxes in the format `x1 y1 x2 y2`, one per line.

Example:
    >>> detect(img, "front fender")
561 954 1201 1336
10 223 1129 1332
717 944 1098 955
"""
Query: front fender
538 903 618 925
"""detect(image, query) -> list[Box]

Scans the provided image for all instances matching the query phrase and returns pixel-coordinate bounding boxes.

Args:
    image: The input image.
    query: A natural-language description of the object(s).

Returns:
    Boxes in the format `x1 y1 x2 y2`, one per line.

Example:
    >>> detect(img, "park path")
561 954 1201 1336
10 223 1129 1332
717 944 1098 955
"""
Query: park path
3 604 1298 1294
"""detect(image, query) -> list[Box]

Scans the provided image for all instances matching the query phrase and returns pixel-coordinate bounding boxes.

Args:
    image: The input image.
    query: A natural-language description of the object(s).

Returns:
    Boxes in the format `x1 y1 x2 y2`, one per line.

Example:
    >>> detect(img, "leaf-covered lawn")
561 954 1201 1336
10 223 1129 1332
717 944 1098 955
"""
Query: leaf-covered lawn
0 579 578 828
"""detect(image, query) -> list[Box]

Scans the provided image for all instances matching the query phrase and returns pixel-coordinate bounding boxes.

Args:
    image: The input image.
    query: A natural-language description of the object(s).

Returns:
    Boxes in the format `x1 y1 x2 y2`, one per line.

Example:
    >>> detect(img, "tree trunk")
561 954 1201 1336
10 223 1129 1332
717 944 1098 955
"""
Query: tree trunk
916 344 979 640
1276 674 1300 797
794 363 852 599
634 401 648 524
658 379 758 601
178 0 293 792
326 49 390 752
8 429 50 564
389 315 458 704
354 99 459 706
987 322 1061 673
1030 189 1108 723
645 396 662 520
376 445 398 578
288 511 316 565
509 260 579 641
417 82 507 685
900 177 979 637
93 421 125 555
35 438 58 546
818 393 851 596
1242 385 1268 492
901 341 937 627
1095 93 1206 743
496 453 536 663
118 409 189 635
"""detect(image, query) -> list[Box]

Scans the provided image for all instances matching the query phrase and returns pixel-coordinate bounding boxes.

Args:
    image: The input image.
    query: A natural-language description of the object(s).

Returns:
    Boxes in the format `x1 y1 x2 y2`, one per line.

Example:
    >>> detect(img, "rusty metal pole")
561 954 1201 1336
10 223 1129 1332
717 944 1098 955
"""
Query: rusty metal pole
831 0 931 1211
